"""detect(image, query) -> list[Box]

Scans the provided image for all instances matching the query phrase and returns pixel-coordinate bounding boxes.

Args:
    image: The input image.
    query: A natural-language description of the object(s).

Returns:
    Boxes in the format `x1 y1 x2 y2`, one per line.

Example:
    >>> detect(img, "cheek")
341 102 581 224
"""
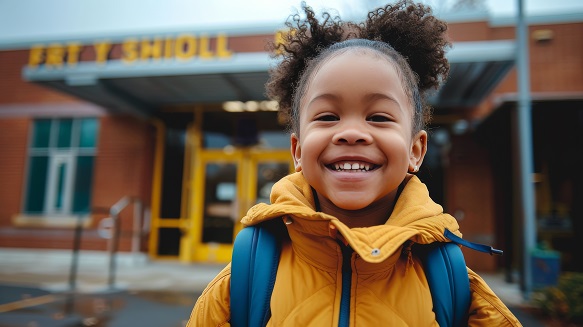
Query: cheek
298 137 318 161
302 130 329 151
383 136 411 161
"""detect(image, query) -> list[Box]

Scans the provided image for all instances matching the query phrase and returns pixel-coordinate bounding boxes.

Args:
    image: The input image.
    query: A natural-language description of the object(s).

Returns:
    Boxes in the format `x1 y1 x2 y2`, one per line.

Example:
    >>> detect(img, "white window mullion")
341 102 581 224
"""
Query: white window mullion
45 153 75 215
44 153 61 214
62 152 76 214
62 119 80 214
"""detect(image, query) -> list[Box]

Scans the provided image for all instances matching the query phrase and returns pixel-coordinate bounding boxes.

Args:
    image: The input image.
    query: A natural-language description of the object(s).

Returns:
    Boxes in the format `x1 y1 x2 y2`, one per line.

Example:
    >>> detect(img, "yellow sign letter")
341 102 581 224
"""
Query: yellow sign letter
175 34 196 60
122 39 138 64
164 37 174 59
94 41 112 64
66 43 82 66
28 45 45 68
46 43 65 68
216 33 232 59
199 34 213 59
141 38 162 60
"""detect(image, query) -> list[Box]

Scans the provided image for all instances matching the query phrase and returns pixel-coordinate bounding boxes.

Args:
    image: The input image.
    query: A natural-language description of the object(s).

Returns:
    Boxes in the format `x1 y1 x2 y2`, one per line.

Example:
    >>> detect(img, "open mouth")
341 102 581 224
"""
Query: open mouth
326 161 380 172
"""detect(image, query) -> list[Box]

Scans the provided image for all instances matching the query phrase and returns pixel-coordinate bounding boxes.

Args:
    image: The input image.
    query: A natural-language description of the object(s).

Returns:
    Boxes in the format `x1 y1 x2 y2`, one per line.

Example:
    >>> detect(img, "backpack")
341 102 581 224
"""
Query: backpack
230 220 502 327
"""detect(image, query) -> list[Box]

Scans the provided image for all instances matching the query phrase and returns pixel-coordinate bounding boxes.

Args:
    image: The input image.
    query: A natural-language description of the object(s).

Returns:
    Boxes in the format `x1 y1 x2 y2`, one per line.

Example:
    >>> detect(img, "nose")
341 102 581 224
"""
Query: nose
333 124 373 145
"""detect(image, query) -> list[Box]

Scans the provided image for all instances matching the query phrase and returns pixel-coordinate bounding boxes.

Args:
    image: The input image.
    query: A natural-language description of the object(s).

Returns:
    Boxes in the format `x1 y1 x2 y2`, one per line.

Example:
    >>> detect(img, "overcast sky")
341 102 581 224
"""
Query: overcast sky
1 0 582 47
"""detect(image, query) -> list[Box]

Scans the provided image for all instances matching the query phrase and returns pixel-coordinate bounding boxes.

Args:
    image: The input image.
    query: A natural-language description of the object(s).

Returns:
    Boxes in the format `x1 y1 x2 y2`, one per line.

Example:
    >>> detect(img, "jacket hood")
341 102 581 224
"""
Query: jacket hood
241 172 461 264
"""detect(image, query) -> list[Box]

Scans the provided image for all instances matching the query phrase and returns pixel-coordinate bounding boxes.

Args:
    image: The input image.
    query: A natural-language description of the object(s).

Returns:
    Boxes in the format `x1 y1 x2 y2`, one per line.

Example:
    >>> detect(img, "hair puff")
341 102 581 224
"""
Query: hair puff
266 0 450 122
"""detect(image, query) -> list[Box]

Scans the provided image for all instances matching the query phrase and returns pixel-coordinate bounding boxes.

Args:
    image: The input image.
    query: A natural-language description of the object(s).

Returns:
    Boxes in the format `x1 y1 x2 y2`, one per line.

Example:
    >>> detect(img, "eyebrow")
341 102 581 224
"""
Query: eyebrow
362 92 400 106
307 92 401 107
307 93 339 107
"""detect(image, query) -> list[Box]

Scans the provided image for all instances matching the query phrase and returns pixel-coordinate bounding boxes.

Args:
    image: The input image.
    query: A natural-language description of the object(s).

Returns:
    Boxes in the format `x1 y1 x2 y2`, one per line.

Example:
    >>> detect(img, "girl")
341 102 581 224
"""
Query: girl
188 1 521 325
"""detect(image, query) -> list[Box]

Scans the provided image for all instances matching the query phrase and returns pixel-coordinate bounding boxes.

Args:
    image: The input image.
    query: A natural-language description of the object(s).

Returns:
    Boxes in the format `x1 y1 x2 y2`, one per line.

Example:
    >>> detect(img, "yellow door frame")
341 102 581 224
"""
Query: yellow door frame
180 147 293 263
182 149 246 263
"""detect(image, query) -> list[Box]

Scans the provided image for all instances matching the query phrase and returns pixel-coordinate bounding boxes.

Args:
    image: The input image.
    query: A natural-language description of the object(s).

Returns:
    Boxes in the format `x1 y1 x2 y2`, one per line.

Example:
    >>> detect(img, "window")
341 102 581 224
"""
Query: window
24 118 99 216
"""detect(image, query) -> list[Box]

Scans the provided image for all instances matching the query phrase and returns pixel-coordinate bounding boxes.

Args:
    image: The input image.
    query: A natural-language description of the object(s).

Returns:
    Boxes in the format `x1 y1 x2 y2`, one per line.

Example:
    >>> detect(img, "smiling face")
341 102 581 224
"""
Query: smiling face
291 49 427 223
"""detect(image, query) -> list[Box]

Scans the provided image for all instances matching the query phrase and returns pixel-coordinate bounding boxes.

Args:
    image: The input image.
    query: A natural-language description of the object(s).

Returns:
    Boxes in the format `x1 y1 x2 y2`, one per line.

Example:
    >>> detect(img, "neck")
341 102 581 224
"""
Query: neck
316 189 400 229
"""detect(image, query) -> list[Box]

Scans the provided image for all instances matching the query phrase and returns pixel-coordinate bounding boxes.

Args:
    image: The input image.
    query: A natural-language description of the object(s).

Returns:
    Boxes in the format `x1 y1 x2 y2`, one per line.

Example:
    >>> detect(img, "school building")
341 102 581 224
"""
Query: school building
1 10 582 275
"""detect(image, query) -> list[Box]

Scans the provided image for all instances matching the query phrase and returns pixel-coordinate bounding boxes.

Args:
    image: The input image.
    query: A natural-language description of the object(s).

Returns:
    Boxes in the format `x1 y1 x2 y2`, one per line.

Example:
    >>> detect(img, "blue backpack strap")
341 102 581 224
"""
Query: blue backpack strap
418 241 471 327
230 221 282 327
418 229 504 327
445 229 503 256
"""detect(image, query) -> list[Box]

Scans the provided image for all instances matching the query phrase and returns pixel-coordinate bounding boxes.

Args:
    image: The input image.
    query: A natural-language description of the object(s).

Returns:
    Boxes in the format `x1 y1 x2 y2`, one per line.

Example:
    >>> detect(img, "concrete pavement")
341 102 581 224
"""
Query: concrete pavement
0 248 223 294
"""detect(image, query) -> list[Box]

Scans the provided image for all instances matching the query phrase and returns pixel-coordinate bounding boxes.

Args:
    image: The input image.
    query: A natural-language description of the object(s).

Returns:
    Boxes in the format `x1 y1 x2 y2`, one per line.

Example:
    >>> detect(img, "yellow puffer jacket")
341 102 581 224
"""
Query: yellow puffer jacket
188 172 522 326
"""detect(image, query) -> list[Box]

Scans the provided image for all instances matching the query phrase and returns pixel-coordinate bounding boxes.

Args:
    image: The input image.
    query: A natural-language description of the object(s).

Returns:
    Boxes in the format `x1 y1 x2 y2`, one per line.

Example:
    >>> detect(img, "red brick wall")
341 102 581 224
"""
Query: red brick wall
529 23 583 92
0 118 29 227
229 34 274 52
492 23 583 95
447 21 492 42
91 116 154 239
92 116 153 208
445 134 497 272
0 50 78 105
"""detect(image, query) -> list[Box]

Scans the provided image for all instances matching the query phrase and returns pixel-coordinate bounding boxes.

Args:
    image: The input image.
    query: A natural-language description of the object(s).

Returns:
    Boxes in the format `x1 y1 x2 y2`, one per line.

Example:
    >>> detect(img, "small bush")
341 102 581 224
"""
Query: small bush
532 272 583 324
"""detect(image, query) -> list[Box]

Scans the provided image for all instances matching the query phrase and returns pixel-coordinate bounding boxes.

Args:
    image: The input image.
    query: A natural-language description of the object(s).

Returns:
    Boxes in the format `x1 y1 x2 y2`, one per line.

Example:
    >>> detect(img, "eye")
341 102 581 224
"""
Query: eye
367 114 392 123
315 114 339 122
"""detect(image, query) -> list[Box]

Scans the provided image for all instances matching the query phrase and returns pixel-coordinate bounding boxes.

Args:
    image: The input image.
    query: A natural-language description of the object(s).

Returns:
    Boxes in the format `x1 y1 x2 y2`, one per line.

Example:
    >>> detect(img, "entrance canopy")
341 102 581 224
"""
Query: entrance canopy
23 40 515 118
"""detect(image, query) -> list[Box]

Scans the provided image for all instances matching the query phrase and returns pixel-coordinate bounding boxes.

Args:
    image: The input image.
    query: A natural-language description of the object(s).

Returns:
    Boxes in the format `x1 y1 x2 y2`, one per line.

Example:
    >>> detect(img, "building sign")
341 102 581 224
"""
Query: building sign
28 33 233 68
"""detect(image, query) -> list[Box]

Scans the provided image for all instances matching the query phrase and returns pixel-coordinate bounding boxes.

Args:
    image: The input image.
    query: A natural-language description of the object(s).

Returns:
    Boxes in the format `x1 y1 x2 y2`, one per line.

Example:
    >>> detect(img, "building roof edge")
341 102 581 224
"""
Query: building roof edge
0 21 283 51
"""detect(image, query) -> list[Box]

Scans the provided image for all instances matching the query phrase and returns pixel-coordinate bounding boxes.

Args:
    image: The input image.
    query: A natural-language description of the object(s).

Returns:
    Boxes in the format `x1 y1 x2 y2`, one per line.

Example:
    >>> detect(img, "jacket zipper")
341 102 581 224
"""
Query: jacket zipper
338 243 353 327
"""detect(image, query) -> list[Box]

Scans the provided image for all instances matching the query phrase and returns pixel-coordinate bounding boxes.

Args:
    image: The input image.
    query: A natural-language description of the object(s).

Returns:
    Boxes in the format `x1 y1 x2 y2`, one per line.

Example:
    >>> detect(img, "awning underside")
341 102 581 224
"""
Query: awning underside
55 72 271 116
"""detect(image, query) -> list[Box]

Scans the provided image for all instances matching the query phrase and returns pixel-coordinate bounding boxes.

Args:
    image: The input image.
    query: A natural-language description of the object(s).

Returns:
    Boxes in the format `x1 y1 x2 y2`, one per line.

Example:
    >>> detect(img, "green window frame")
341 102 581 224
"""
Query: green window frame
24 118 99 216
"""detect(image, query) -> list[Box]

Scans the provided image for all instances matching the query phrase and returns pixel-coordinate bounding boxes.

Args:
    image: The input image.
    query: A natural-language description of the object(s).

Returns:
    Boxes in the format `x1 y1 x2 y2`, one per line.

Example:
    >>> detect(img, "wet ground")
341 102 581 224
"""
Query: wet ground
0 284 199 327
0 283 551 327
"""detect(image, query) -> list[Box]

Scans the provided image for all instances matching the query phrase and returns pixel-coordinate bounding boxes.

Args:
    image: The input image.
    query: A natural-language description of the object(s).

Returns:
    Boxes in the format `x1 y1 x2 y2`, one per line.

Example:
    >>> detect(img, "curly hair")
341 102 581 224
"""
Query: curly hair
265 0 450 135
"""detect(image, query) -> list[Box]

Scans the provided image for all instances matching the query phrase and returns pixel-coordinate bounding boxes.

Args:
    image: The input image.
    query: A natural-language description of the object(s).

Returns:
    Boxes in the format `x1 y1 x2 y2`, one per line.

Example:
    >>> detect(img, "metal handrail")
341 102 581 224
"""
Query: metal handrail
105 196 144 290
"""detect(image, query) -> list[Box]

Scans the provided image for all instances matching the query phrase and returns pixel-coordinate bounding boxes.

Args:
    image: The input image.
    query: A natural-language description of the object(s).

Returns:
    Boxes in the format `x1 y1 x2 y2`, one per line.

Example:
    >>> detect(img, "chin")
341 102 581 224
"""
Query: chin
332 198 373 211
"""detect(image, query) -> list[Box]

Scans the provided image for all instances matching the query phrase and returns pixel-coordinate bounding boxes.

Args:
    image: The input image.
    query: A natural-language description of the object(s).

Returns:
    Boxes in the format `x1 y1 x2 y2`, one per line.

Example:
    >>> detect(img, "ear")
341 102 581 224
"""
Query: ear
409 130 427 173
290 133 302 172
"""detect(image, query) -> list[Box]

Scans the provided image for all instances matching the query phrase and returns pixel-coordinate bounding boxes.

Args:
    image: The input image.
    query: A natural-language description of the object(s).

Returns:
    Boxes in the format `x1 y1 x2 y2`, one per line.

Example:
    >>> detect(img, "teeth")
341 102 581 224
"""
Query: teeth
332 161 373 171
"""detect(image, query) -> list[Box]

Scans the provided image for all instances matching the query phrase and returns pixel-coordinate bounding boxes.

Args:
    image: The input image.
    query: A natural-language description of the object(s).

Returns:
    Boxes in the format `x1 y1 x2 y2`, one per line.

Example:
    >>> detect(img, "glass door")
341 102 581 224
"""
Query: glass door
182 150 244 262
181 148 292 263
250 151 293 206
